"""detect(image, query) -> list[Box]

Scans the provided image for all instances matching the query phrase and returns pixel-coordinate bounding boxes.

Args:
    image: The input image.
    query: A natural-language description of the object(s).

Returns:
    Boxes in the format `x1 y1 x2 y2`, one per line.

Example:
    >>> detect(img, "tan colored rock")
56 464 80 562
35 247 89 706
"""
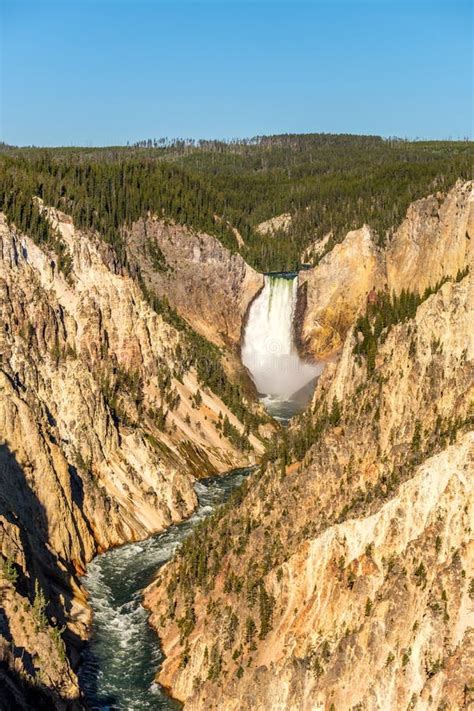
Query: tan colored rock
296 225 385 358
387 180 473 294
126 217 264 347
146 273 473 710
256 212 292 236
297 181 473 360
301 231 333 264
0 207 264 702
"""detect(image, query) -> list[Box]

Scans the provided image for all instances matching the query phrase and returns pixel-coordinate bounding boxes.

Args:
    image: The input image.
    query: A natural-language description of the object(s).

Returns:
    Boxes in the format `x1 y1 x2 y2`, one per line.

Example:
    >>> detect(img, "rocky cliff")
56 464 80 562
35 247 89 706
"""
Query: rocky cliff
0 207 264 708
256 213 292 237
145 269 473 709
386 180 473 295
297 225 385 358
126 217 264 348
297 181 473 359
301 231 333 264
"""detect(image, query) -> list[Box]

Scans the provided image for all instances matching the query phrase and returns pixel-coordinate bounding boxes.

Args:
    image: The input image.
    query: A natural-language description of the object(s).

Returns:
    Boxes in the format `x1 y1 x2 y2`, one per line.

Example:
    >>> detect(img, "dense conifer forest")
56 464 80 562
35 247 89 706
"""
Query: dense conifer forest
0 133 471 272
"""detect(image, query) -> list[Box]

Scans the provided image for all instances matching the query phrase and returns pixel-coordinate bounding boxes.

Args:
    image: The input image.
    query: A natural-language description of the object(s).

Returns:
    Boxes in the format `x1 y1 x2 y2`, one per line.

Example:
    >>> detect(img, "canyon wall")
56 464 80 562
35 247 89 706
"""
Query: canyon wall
386 180 473 294
0 208 264 708
127 217 264 348
297 225 385 358
146 270 473 709
1 180 472 710
297 181 473 359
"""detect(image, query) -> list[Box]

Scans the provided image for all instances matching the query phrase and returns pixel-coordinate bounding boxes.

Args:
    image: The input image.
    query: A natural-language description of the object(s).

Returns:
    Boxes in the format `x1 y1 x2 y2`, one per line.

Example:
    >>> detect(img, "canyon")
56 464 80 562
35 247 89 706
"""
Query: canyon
0 177 472 711
0 206 265 708
145 182 473 710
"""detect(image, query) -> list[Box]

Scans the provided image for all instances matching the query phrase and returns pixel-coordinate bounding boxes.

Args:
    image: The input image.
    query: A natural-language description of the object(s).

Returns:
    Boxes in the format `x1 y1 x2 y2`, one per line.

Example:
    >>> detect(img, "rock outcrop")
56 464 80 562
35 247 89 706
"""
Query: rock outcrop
386 180 473 294
145 271 473 710
301 231 333 264
0 208 264 707
297 225 385 358
256 213 292 236
126 217 264 347
297 181 473 359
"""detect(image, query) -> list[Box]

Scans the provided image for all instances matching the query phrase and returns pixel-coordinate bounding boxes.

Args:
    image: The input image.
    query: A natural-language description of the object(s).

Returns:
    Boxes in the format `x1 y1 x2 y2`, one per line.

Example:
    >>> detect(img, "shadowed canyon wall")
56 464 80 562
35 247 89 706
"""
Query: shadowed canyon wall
0 207 264 707
127 217 264 348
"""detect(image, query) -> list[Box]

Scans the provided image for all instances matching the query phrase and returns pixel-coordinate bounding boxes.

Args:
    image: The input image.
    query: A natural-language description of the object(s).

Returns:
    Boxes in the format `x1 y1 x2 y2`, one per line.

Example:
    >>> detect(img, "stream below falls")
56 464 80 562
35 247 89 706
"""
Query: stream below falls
80 468 251 710
80 271 322 709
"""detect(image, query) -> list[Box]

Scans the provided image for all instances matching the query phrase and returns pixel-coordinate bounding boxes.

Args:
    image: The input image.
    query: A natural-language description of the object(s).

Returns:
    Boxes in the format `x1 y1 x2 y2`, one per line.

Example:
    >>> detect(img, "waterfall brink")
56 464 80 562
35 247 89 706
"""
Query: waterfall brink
242 274 322 419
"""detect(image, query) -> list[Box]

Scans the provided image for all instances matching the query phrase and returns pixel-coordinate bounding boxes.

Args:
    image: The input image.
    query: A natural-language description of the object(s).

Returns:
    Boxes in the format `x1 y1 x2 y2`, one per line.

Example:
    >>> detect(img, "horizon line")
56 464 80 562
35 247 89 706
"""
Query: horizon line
1 131 472 150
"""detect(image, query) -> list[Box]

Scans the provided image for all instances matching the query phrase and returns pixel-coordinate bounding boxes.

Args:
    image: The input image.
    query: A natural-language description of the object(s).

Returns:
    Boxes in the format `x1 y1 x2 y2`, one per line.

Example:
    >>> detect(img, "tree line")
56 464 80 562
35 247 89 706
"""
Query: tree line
1 133 471 273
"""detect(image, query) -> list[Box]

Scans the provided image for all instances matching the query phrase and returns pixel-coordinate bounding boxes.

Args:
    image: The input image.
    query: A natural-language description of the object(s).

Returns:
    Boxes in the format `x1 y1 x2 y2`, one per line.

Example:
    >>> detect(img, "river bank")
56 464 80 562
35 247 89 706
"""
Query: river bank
79 468 253 710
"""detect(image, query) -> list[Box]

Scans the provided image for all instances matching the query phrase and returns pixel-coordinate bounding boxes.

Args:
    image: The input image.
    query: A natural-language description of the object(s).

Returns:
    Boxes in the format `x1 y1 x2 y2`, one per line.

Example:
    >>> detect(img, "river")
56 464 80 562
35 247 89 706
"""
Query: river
80 468 252 710
80 272 321 708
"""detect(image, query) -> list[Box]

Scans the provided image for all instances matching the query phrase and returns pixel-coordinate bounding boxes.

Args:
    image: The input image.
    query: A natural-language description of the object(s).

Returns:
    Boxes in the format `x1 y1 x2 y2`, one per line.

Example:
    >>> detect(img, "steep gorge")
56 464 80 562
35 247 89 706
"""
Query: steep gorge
0 177 472 711
144 186 473 710
0 206 265 708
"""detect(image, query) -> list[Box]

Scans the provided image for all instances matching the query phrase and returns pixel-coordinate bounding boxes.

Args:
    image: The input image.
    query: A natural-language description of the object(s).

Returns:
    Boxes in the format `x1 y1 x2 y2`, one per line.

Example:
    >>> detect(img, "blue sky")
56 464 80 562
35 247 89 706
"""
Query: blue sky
1 0 472 145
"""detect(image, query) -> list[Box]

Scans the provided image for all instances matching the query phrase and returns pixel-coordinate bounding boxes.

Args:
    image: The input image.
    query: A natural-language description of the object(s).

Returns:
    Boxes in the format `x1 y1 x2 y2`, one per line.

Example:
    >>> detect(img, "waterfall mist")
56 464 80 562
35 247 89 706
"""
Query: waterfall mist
241 274 322 420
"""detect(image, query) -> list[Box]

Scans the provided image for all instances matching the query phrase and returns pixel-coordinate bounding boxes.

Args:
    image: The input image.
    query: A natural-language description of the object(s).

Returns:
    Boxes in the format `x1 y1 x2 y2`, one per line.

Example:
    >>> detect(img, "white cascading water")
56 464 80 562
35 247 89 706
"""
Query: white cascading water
241 275 322 419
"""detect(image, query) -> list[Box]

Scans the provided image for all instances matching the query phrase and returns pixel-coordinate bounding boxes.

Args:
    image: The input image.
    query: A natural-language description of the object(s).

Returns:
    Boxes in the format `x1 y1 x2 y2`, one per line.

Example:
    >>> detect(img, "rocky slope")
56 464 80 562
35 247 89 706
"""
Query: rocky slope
256 213 292 236
297 180 473 359
297 225 385 358
386 180 473 295
301 231 333 264
145 269 473 709
0 207 264 708
126 217 263 348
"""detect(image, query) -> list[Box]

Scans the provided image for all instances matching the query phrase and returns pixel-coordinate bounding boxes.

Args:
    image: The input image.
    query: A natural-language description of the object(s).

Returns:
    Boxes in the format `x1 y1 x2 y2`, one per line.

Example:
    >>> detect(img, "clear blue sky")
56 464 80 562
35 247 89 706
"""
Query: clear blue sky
0 0 472 145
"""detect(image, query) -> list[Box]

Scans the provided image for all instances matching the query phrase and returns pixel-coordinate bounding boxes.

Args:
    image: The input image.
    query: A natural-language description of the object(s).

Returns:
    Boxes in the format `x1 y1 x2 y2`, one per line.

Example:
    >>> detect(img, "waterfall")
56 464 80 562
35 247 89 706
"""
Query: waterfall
241 274 322 419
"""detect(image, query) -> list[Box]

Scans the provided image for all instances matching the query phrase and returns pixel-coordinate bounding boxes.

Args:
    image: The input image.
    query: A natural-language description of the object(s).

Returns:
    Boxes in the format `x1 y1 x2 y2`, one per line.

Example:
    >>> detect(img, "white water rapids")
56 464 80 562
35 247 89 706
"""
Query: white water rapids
80 469 251 709
241 273 322 420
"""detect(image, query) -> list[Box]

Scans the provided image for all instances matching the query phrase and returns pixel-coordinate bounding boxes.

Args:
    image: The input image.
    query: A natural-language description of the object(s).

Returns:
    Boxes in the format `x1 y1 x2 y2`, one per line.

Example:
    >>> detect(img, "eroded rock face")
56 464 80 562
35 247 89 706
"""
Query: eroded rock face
296 225 385 358
301 231 332 264
386 180 473 294
145 274 473 710
127 218 264 347
297 181 473 359
256 213 292 236
0 209 263 706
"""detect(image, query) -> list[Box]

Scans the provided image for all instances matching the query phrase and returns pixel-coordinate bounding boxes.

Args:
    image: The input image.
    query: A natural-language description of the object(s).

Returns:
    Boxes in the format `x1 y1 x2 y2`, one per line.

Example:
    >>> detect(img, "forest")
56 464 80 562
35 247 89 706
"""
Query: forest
0 133 471 272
